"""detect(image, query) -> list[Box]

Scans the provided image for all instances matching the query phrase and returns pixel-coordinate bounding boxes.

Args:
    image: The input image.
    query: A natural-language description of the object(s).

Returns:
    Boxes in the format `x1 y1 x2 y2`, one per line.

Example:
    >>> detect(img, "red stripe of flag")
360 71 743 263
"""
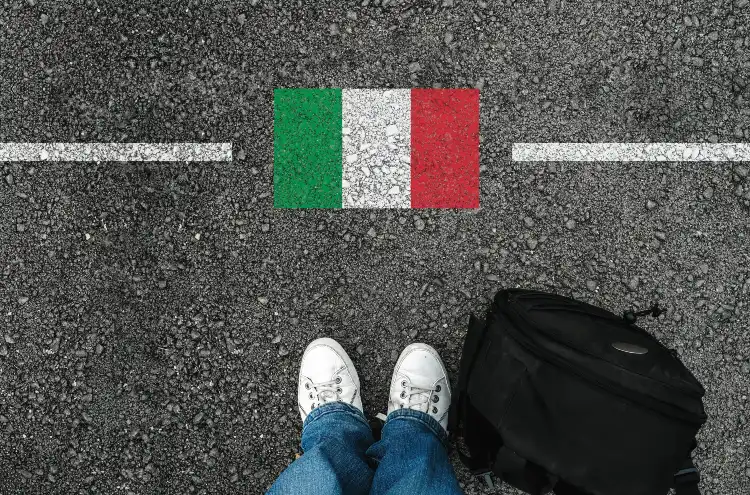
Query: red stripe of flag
410 88 480 209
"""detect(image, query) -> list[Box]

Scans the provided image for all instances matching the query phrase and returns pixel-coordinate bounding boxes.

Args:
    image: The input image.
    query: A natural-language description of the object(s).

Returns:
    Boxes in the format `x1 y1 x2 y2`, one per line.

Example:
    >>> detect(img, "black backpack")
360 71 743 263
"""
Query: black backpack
449 289 707 495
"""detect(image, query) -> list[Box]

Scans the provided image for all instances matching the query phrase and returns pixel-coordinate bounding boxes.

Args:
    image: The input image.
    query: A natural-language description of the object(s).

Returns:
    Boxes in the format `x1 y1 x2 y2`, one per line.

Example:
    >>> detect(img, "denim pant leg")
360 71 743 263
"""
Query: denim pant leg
366 409 463 495
267 402 375 495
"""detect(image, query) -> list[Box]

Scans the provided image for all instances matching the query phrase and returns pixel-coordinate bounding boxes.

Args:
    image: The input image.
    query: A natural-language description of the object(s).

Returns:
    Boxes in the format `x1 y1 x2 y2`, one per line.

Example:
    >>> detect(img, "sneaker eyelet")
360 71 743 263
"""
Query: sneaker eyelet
432 396 439 403
336 387 342 394
400 404 405 409
309 393 314 399
400 391 407 399
336 377 342 384
435 385 441 392
432 407 438 413
304 383 311 390
401 380 407 388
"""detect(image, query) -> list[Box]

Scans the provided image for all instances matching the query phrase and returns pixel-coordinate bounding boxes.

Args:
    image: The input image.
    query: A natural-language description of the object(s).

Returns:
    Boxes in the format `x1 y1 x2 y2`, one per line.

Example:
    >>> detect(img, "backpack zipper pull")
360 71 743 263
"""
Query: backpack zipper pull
623 303 662 324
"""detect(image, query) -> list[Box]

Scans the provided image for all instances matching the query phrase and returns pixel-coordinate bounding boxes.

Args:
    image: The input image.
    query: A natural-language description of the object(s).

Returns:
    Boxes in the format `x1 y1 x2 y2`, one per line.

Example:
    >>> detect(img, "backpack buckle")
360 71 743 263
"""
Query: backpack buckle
472 469 495 489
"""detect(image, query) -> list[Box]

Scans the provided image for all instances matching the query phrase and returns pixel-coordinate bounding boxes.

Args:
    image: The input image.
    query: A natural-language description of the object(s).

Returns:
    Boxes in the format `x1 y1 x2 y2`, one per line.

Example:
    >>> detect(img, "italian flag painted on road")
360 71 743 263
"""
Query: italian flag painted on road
273 88 479 209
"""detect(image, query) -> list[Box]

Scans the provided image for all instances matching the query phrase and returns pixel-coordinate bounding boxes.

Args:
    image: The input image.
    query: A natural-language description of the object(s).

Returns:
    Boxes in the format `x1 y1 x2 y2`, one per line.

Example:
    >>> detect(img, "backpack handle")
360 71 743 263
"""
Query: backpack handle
448 313 486 435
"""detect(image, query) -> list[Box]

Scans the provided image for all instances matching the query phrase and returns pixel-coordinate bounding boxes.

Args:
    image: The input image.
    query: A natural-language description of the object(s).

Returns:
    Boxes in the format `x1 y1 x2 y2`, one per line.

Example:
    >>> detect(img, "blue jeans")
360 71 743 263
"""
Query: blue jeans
267 402 463 494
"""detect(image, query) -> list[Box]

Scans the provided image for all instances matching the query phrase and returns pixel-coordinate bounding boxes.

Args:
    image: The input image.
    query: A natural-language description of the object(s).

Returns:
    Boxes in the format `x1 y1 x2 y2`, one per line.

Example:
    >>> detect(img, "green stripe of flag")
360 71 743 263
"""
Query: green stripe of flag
273 88 342 208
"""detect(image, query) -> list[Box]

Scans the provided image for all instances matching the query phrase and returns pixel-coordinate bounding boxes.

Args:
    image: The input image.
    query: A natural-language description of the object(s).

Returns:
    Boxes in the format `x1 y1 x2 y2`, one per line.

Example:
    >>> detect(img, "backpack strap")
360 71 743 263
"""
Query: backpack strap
458 443 554 494
448 313 486 434
493 446 557 495
551 456 702 495
674 457 701 495
450 312 497 489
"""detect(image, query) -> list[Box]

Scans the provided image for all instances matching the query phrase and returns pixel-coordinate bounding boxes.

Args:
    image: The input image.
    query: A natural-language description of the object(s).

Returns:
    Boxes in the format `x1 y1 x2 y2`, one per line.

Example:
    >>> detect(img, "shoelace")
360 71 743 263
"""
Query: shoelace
305 377 342 409
400 383 441 413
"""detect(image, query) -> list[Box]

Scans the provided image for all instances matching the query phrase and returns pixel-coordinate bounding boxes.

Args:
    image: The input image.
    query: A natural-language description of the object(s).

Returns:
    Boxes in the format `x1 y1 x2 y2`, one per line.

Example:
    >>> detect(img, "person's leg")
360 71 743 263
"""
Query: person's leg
367 344 462 495
268 338 375 495
269 402 375 495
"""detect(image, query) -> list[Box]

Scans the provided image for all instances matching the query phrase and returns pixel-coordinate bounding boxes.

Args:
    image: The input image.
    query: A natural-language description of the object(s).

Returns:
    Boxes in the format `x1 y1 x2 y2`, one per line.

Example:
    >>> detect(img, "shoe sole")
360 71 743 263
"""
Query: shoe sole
392 343 450 397
301 337 361 391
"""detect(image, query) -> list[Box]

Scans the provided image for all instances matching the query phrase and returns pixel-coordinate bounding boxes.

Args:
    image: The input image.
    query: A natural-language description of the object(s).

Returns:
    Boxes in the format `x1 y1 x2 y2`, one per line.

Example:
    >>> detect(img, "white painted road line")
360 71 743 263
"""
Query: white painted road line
512 143 750 162
0 143 232 162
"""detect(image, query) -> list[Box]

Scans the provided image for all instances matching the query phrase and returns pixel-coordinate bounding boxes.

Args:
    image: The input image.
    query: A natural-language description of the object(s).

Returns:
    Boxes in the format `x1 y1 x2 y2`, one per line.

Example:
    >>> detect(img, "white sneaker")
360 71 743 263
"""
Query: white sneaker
387 343 451 432
297 338 363 422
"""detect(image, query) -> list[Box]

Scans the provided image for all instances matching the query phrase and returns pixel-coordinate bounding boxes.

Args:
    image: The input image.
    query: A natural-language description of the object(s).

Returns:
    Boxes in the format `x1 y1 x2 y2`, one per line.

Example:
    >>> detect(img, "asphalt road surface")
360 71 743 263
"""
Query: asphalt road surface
1 1 749 494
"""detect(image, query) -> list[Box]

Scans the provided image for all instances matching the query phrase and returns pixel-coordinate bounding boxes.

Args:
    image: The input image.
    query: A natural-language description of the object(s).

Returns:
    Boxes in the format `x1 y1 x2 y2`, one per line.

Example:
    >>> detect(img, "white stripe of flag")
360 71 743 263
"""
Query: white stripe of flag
512 143 750 162
0 143 232 162
342 89 411 208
